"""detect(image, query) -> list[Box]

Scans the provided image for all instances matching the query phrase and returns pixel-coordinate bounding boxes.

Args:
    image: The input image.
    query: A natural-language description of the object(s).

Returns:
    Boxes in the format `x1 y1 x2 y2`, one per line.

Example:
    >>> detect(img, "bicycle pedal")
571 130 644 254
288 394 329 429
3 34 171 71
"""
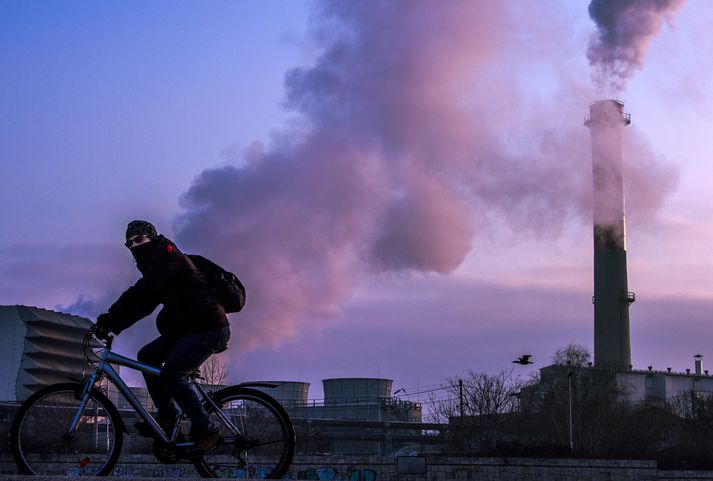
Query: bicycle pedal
152 440 180 464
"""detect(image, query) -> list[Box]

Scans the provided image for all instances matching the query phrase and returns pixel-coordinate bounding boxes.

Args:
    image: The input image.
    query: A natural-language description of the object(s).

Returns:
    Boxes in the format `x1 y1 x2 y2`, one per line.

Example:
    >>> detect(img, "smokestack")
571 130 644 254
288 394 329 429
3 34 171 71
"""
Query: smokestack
695 354 703 376
585 100 634 370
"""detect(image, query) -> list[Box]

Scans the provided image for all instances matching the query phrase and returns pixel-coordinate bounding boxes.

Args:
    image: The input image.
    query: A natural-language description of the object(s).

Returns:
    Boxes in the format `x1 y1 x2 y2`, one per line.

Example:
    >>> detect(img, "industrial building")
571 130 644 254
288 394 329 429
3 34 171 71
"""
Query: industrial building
0 305 92 402
258 378 421 422
583 100 712 405
523 100 713 410
250 378 426 455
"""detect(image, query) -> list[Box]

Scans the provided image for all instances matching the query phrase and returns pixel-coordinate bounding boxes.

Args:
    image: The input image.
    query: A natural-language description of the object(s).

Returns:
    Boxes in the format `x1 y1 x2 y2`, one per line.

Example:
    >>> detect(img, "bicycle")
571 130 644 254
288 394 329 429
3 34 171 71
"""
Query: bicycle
10 325 296 478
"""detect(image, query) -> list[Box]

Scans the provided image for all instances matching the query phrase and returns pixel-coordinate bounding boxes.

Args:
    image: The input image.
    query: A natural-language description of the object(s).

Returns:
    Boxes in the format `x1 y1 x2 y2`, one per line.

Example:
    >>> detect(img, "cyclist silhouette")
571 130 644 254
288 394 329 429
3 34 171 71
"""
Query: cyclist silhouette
97 220 230 455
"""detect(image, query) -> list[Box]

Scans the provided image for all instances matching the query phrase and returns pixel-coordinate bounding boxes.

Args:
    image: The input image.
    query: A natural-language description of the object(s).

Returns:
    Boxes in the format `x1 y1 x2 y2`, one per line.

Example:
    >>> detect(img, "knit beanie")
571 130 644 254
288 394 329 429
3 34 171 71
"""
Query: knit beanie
125 220 158 241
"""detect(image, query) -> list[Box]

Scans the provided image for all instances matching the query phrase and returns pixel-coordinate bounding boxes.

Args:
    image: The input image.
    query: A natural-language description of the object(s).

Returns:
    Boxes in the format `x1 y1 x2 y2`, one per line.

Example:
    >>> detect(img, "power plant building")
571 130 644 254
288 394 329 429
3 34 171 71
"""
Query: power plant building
250 378 424 455
0 305 92 402
524 100 713 410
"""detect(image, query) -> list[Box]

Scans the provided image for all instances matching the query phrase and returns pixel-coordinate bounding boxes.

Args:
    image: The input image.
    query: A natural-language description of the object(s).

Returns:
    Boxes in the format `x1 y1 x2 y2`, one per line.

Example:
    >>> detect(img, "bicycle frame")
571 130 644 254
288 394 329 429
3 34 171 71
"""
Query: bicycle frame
68 332 255 449
13 330 295 479
70 339 182 445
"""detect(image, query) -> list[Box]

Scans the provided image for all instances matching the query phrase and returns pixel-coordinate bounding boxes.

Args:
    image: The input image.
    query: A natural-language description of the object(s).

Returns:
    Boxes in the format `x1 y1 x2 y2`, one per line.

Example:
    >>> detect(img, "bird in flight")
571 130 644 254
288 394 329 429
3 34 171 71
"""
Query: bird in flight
513 355 533 365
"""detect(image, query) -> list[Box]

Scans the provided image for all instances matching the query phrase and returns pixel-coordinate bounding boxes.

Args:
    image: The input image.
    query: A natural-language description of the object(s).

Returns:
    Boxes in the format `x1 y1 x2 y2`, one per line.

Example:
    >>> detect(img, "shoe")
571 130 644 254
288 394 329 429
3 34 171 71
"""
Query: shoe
187 429 221 457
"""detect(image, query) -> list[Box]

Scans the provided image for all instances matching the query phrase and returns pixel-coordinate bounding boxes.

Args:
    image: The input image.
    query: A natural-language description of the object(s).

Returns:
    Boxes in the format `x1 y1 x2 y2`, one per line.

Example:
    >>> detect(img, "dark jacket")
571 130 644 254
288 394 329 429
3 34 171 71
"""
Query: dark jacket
104 235 229 338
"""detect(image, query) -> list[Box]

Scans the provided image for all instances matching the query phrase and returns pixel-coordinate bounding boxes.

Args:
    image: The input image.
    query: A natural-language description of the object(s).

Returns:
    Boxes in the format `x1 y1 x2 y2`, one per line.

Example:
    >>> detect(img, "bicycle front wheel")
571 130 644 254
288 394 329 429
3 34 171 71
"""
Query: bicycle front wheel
194 386 295 479
10 382 123 476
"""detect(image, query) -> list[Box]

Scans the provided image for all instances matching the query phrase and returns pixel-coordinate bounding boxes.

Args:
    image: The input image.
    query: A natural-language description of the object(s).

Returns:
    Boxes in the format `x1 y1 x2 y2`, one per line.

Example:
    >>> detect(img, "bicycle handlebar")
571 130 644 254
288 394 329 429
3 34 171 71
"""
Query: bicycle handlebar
88 324 114 347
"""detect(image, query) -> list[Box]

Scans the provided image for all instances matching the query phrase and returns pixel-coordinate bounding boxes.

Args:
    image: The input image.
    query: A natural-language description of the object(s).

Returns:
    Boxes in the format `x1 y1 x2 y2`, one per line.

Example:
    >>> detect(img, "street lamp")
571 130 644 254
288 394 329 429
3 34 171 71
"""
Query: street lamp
567 365 574 454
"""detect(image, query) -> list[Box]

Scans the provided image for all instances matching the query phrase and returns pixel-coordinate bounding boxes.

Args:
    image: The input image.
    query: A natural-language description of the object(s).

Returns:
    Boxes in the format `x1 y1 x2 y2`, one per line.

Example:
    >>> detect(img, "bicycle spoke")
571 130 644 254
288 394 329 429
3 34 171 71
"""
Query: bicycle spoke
250 438 286 448
10 384 122 477
193 387 294 479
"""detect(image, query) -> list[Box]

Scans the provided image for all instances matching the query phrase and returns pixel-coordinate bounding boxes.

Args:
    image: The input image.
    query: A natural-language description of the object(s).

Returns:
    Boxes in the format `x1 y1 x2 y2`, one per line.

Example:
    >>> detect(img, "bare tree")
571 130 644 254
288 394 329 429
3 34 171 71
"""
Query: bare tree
430 369 524 422
428 369 525 453
668 390 695 419
201 356 228 387
526 364 629 456
665 390 713 465
550 343 591 368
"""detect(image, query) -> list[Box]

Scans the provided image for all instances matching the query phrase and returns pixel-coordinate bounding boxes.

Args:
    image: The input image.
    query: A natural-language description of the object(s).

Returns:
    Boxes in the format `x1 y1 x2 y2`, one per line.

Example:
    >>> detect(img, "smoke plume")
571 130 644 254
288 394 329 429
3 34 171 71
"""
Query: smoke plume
587 0 686 93
174 0 677 354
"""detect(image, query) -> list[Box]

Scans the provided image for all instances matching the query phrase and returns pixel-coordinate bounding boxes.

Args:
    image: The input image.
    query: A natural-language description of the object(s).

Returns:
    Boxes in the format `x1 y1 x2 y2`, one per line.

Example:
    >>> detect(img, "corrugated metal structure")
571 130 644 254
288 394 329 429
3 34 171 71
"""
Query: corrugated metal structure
0 305 92 401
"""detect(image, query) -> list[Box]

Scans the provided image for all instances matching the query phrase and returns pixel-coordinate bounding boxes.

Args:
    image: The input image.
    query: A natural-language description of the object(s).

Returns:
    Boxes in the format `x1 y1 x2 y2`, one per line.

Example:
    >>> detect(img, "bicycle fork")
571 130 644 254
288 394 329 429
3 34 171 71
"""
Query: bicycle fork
64 373 101 440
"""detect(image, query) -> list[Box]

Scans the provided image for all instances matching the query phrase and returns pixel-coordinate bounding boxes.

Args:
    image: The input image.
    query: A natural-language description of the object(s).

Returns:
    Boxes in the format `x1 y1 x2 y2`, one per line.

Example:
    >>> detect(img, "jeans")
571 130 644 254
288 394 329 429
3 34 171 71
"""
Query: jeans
137 327 230 435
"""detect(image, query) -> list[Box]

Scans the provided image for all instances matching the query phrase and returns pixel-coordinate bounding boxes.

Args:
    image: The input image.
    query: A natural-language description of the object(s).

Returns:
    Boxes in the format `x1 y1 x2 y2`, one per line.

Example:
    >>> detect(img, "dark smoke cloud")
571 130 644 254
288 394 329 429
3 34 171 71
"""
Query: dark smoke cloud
174 0 678 355
587 0 686 93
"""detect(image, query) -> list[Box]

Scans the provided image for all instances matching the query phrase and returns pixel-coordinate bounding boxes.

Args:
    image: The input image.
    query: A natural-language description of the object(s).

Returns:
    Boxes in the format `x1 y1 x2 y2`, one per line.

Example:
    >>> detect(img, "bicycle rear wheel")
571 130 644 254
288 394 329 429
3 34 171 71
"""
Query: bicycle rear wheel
10 382 123 476
193 386 295 478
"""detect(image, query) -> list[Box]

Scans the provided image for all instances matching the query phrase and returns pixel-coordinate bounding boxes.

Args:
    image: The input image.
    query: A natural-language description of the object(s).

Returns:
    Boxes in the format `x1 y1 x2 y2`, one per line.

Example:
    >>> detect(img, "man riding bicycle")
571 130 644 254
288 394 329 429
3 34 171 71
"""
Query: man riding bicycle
96 220 231 456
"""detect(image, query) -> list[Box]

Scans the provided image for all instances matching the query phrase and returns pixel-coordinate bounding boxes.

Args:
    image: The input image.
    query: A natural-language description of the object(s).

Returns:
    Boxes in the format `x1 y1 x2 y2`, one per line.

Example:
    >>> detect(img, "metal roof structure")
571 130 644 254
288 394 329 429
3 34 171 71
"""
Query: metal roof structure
0 305 92 401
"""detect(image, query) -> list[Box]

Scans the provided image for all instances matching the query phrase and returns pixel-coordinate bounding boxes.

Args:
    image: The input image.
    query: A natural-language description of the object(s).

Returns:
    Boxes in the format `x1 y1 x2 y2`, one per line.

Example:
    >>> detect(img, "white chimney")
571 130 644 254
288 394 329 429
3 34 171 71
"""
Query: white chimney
695 354 703 376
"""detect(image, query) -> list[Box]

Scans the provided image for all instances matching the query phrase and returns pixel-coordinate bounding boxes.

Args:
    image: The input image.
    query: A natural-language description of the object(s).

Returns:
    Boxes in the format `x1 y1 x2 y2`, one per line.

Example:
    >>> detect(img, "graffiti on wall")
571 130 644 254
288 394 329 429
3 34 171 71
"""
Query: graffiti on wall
292 466 377 480
211 465 377 480
62 463 377 479
151 465 191 478
212 464 273 478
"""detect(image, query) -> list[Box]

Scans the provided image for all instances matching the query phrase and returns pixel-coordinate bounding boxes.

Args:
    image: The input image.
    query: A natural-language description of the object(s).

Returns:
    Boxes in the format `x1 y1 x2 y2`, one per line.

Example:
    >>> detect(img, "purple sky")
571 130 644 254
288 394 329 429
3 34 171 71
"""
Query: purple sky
2 0 713 404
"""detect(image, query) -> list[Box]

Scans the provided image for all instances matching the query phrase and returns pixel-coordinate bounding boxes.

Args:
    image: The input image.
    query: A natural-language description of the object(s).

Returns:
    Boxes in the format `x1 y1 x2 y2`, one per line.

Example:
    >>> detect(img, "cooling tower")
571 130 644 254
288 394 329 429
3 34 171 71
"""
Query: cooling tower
585 100 635 370
322 378 393 405
248 381 310 408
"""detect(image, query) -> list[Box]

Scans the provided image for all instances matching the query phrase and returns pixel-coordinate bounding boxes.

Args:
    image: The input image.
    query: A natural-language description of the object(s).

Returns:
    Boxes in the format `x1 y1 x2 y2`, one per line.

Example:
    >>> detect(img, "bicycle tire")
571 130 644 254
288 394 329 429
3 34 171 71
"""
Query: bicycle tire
193 386 295 478
10 382 124 476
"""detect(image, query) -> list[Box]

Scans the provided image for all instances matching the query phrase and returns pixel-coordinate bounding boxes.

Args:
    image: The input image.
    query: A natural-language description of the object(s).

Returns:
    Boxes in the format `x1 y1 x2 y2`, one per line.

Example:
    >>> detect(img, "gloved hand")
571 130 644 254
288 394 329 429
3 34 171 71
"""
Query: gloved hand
96 313 114 333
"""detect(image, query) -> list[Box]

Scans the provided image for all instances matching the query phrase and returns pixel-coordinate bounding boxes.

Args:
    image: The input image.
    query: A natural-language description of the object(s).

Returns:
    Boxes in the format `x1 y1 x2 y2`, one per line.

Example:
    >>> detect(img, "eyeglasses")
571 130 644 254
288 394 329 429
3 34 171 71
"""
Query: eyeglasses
125 235 151 249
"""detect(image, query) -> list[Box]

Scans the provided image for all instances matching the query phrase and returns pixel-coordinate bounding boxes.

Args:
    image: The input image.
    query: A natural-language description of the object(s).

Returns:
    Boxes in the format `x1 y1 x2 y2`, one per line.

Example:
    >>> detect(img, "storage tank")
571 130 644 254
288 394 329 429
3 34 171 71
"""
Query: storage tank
323 378 393 405
248 381 310 408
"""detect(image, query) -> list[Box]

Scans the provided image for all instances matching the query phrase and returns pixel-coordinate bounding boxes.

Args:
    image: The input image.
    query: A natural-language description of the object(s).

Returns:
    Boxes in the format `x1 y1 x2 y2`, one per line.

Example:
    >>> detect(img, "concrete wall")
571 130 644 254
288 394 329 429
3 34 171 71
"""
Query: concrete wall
5 454 713 480
288 456 660 481
618 370 646 400
620 369 713 404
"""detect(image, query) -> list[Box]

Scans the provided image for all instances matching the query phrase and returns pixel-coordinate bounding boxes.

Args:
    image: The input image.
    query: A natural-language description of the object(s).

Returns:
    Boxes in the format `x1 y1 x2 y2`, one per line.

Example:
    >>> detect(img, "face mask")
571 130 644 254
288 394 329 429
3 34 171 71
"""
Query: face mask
130 240 156 273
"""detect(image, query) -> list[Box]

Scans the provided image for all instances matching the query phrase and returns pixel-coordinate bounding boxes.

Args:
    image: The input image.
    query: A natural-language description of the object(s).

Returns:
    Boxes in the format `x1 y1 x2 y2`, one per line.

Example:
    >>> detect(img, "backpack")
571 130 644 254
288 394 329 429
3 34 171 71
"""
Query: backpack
188 254 246 313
